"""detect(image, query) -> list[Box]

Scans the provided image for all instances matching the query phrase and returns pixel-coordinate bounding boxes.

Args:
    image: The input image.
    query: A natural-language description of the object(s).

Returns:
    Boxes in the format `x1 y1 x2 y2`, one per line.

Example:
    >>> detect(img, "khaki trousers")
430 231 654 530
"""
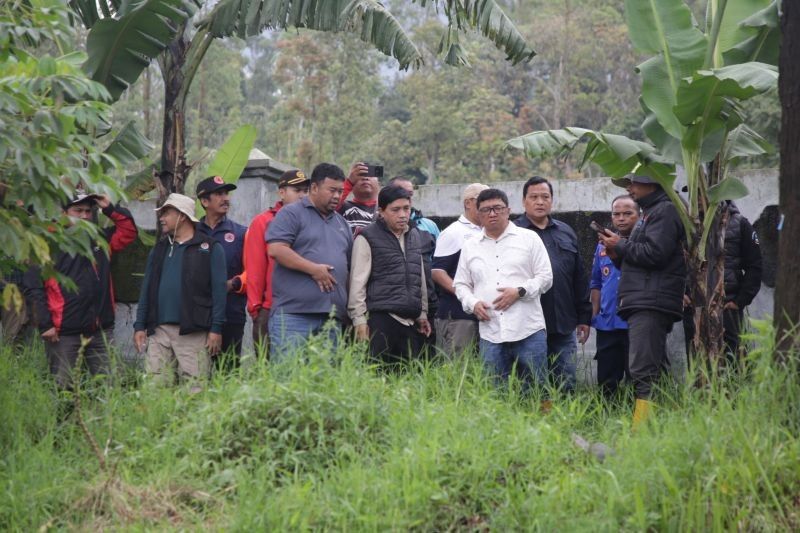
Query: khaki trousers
146 325 210 384
435 318 478 358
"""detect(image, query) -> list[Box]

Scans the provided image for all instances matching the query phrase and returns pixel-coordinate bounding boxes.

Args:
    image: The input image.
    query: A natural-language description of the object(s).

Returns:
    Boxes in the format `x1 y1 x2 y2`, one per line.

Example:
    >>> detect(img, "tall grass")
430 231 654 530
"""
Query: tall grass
1 323 798 531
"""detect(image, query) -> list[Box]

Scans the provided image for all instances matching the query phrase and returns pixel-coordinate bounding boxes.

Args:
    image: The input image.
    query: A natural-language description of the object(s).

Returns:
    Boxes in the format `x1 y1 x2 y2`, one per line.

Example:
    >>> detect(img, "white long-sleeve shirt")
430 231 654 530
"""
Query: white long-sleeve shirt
454 222 553 343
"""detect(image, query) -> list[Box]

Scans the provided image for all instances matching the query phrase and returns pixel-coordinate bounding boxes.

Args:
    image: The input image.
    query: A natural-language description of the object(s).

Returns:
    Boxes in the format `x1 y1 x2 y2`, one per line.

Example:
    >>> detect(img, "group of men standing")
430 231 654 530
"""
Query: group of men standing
12 166 761 427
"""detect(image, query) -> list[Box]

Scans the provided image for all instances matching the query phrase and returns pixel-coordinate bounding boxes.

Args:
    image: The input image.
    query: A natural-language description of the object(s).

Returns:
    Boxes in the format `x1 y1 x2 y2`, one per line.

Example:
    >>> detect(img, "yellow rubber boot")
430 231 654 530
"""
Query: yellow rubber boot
632 399 654 431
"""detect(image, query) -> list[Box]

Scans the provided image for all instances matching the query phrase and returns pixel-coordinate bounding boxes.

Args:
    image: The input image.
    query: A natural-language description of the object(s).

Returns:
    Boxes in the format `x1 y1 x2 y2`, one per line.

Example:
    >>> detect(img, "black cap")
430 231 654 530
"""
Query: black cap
611 174 658 188
64 191 101 209
196 176 237 198
278 169 310 188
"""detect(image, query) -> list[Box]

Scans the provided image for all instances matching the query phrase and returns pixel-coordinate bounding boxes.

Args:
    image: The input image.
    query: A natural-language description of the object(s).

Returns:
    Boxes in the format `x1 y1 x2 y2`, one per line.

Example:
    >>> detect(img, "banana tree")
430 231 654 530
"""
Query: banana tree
71 0 536 203
508 0 778 364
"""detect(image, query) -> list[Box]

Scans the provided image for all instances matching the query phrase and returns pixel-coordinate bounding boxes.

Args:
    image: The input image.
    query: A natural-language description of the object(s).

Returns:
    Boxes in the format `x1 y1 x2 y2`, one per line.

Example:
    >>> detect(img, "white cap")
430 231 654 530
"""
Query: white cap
155 193 199 223
461 183 489 202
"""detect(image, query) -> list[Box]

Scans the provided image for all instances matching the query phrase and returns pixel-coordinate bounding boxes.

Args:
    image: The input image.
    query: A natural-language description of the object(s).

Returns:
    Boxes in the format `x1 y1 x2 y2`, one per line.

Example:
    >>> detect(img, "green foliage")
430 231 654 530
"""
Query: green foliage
1 329 798 530
204 124 257 183
0 0 129 282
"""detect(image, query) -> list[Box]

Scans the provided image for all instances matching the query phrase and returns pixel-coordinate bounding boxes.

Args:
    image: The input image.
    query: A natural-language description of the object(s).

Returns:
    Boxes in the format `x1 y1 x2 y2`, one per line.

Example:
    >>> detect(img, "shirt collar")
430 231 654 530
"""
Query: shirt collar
458 214 480 231
302 195 335 219
480 221 518 242
199 215 229 232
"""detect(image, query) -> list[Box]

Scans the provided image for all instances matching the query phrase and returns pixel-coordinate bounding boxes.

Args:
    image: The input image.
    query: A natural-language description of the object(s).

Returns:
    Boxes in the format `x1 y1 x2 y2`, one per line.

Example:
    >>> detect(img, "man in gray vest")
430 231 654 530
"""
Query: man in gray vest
348 186 432 365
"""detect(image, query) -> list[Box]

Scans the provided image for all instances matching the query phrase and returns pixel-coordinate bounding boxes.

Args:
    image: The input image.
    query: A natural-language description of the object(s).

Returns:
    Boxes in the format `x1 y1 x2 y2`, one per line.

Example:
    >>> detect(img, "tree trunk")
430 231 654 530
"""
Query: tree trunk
775 0 800 355
157 31 191 203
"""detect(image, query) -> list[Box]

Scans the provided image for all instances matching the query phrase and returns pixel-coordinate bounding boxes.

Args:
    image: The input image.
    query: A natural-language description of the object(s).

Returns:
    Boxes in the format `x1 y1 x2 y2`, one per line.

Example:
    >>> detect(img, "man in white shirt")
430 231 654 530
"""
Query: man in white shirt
431 183 488 357
454 188 553 389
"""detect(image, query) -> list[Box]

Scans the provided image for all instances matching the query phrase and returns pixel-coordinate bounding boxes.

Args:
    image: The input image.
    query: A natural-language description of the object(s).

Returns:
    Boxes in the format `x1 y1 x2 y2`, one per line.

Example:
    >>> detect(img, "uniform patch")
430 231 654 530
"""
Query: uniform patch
224 232 235 243
200 242 210 250
213 176 224 184
602 266 611 277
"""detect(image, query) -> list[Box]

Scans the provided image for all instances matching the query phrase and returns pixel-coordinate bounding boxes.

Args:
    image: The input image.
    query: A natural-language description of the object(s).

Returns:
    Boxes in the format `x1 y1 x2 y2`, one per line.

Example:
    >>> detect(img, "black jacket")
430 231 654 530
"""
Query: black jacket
722 203 762 307
614 189 686 321
23 205 138 335
515 216 592 336
360 219 425 319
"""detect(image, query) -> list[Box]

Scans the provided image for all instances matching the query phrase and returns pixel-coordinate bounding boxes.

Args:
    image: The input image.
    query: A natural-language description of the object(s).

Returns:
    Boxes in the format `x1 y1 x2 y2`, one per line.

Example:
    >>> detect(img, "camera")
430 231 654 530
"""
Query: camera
363 163 384 179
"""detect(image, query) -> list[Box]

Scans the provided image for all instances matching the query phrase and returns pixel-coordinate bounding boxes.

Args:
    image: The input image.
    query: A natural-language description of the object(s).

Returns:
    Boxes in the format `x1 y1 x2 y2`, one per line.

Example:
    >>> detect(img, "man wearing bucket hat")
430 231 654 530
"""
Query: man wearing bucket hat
23 191 138 389
243 169 310 353
133 193 227 387
195 176 248 364
598 174 686 429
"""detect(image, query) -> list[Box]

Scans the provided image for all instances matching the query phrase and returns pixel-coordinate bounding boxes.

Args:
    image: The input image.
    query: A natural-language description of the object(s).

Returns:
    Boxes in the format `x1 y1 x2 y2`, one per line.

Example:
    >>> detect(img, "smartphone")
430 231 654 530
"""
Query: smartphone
590 221 609 234
364 163 384 179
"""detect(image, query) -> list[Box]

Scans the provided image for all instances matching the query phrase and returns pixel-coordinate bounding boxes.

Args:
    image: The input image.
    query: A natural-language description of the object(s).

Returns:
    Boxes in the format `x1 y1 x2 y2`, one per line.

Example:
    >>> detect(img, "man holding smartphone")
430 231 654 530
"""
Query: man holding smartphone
589 195 639 396
337 162 380 234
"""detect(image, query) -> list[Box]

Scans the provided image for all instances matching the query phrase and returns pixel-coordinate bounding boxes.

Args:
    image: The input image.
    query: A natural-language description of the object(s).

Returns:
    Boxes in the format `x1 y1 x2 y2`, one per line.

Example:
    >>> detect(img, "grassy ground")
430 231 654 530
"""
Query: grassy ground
1 321 798 531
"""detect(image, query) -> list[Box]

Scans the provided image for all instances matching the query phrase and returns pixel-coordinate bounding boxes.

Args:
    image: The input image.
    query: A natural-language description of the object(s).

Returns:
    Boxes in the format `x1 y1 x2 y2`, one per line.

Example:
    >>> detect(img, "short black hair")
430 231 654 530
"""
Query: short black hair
476 188 508 208
378 185 412 209
310 163 345 185
611 194 635 207
387 176 412 187
522 176 553 198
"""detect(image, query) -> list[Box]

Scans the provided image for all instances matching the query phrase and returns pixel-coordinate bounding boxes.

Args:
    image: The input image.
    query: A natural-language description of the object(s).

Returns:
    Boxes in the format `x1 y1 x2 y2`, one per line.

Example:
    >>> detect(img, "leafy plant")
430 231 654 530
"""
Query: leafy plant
507 0 779 364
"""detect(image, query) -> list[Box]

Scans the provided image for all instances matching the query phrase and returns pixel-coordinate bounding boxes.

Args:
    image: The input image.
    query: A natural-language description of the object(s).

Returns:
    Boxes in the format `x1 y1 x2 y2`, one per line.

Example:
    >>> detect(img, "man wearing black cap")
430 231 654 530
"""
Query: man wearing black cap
195 176 248 363
244 169 310 351
23 192 138 389
598 175 686 429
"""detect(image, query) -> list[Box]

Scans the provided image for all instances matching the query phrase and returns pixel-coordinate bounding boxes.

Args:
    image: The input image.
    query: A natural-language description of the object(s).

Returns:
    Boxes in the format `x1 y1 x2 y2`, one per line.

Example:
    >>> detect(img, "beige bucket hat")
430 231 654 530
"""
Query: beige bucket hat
155 193 199 223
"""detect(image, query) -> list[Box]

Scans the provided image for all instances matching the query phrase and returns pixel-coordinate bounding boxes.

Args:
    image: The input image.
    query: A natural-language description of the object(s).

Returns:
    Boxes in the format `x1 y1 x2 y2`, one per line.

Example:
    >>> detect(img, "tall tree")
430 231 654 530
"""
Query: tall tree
775 0 800 354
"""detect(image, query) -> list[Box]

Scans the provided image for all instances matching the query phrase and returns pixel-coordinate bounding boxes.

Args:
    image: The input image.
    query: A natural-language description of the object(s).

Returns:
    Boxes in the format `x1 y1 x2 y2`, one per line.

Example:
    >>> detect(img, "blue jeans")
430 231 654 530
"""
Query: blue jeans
268 312 340 364
547 332 577 392
479 329 547 391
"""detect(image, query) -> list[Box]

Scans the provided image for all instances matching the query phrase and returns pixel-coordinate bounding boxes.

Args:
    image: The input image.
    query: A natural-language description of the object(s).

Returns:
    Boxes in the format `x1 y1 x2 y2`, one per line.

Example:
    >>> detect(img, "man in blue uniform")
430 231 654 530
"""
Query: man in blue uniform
590 194 639 396
196 176 247 364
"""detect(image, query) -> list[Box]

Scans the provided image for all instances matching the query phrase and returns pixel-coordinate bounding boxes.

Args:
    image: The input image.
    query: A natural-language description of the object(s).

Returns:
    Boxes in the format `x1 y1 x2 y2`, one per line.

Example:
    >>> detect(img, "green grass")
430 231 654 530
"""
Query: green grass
1 322 798 531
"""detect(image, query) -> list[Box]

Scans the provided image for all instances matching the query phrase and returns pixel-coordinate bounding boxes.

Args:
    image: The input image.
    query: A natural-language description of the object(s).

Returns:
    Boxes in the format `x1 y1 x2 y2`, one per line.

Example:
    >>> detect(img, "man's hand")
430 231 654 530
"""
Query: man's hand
493 287 520 311
577 324 590 345
355 324 369 341
41 327 59 343
95 194 111 210
226 278 235 292
416 318 432 338
133 330 147 353
683 294 692 308
473 301 492 321
309 263 337 292
724 301 740 310
206 332 222 356
347 162 368 185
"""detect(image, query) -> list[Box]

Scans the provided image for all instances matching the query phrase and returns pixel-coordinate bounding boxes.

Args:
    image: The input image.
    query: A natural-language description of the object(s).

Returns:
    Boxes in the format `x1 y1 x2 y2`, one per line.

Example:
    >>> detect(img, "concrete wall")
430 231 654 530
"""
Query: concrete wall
113 171 779 379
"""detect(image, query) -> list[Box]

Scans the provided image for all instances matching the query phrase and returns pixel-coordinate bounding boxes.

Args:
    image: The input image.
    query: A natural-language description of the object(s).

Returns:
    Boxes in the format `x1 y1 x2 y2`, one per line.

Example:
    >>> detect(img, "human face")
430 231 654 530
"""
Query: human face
278 184 309 205
627 182 657 201
200 190 230 216
523 183 553 222
310 178 345 214
380 198 411 235
464 197 480 223
65 202 94 222
477 199 510 235
393 179 415 198
353 175 379 201
611 198 639 236
158 206 184 234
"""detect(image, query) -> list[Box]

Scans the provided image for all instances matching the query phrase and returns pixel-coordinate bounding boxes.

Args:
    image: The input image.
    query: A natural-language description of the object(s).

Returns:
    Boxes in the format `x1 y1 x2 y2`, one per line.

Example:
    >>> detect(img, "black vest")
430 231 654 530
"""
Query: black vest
723 211 744 299
360 220 424 319
145 233 217 335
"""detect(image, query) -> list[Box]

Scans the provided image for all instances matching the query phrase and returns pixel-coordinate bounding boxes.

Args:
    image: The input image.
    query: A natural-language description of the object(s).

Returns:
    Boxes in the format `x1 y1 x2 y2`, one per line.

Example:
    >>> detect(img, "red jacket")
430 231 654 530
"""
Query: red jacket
243 201 283 318
24 204 138 335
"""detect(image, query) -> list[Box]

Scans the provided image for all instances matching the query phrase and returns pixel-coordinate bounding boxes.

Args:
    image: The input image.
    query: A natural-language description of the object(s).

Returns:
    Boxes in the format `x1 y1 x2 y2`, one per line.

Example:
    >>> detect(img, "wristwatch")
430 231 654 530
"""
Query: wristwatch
517 287 526 298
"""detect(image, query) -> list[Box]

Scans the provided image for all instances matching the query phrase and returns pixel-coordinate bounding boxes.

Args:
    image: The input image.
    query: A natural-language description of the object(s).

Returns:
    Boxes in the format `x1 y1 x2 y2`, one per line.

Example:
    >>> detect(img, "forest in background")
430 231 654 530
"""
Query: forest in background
109 0 780 190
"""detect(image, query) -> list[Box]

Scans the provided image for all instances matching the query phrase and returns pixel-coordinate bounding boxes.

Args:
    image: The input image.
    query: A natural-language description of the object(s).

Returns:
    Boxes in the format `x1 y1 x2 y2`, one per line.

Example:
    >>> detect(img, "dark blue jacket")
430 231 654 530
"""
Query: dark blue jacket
197 216 248 325
515 215 592 336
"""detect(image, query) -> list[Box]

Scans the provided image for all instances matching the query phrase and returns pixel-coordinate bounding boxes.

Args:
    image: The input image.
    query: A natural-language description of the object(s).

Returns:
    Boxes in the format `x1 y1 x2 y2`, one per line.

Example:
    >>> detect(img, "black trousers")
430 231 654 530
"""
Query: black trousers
627 310 674 399
368 312 424 366
594 329 630 395
215 322 245 371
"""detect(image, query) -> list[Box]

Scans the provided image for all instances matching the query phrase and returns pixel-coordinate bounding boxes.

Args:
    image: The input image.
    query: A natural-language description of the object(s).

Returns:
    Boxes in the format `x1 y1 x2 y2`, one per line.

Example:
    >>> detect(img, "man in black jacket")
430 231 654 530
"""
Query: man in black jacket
24 192 138 389
599 175 686 429
134 193 227 387
348 186 432 365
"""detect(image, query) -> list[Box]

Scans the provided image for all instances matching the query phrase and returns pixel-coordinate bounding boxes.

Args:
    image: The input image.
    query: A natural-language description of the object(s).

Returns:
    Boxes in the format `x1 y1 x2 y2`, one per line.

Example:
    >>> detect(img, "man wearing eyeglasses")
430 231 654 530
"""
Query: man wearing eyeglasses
454 189 553 390
515 176 592 393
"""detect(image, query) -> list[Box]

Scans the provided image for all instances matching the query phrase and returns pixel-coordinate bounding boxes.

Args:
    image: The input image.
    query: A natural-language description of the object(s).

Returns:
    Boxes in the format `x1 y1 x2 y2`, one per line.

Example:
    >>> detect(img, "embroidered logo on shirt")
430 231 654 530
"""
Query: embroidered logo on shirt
602 265 611 277
200 242 210 250
224 232 235 243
